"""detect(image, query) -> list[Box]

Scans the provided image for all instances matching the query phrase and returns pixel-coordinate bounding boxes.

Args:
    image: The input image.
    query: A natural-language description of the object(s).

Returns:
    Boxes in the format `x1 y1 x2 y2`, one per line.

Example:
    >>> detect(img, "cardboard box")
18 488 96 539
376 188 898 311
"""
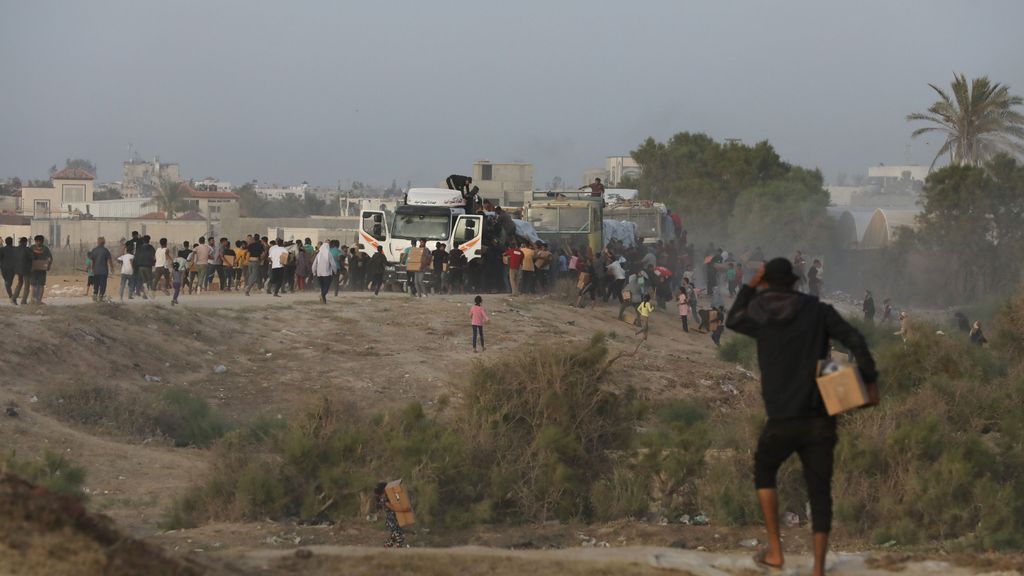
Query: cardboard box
406 247 427 272
816 363 869 415
385 479 415 527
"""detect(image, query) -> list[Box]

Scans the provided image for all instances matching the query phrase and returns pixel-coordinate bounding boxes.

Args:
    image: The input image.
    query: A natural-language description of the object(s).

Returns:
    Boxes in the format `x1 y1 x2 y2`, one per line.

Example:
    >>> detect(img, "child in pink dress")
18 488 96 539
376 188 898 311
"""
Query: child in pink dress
678 287 690 332
470 295 489 352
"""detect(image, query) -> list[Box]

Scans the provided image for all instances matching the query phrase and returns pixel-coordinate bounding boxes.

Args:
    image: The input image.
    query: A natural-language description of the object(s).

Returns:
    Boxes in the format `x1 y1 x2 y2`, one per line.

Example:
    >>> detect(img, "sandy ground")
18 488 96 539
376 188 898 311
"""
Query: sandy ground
1 279 1020 575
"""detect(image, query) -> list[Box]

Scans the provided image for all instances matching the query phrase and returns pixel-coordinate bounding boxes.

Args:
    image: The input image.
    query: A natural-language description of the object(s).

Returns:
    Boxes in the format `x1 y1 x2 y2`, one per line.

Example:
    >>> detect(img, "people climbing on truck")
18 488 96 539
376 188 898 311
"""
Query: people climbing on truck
446 174 472 195
580 177 605 197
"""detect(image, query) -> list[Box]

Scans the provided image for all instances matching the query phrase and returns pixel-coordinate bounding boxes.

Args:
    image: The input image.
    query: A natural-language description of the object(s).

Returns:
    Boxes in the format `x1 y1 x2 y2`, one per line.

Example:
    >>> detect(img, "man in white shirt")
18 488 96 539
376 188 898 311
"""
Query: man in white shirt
152 237 171 295
267 240 288 297
191 236 212 294
116 244 135 302
605 255 627 303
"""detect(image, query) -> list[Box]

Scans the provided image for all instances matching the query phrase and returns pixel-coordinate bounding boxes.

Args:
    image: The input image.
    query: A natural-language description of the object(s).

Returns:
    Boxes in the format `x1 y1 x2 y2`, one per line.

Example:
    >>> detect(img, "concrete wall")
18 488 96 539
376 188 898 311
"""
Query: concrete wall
30 219 210 249
473 162 534 207
0 224 31 241
236 216 360 244
23 209 362 251
66 198 149 218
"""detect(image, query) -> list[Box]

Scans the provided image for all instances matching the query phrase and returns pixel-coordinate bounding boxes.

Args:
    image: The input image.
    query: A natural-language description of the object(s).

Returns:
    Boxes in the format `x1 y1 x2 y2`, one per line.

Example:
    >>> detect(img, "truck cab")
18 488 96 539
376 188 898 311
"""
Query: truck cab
358 188 484 263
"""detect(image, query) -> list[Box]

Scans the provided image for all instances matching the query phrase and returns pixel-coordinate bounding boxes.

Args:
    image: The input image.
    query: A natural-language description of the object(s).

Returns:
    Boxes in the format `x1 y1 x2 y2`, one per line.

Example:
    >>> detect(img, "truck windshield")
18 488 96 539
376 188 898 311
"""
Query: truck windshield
392 212 450 240
526 206 590 233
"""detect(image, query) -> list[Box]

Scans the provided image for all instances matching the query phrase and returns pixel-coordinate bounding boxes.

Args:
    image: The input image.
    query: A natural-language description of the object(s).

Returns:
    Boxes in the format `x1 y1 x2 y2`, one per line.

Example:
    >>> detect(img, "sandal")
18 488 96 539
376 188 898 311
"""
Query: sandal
753 549 784 571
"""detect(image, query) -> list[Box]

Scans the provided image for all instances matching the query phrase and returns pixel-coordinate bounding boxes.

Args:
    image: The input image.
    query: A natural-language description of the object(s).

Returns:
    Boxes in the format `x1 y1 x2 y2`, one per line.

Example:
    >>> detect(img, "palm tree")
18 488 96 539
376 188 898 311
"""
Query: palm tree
907 74 1024 168
145 178 188 219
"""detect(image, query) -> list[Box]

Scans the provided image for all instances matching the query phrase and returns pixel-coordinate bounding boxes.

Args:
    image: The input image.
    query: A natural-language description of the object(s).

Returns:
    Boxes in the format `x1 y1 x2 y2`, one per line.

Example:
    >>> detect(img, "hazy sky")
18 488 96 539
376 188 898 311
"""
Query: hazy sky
2 0 1022 188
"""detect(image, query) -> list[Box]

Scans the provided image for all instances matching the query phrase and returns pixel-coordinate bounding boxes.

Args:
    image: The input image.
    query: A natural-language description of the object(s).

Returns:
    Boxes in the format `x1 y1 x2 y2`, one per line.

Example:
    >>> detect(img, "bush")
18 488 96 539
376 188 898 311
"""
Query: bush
41 383 157 438
718 334 756 369
3 450 87 500
829 320 1024 549
463 333 636 522
167 334 640 528
631 399 711 516
591 466 650 522
155 388 229 447
164 300 1024 550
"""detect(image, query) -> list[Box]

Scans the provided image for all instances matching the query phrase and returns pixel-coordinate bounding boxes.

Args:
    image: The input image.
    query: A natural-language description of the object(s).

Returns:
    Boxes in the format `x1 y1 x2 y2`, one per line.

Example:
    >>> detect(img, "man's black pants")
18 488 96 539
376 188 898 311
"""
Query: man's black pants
754 416 837 533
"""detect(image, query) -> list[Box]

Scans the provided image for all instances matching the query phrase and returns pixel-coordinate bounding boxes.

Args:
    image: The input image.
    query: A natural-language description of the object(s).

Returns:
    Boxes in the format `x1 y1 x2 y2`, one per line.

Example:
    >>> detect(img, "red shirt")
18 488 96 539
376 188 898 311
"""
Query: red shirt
504 248 525 269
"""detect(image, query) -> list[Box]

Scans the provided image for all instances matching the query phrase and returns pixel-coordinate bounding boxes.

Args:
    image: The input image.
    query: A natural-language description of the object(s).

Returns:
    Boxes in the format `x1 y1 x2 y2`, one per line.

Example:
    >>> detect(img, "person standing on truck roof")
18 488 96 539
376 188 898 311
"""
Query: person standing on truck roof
580 177 605 197
446 174 472 194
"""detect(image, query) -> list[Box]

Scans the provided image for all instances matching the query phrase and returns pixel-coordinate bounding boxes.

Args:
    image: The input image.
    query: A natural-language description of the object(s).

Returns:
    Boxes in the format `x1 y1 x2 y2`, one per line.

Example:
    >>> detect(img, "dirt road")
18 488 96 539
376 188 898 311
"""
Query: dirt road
214 545 1024 575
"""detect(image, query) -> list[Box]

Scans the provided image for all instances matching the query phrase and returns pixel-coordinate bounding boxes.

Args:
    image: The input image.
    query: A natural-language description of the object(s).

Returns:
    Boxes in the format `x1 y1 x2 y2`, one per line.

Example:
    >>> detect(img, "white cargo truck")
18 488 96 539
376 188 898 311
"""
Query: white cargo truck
358 188 485 264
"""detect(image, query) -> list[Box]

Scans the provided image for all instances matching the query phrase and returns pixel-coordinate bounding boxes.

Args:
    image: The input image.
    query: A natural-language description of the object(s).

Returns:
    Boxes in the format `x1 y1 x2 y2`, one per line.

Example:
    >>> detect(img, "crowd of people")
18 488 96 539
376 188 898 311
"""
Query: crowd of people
2 230 796 352
6 229 988 357
1 235 53 305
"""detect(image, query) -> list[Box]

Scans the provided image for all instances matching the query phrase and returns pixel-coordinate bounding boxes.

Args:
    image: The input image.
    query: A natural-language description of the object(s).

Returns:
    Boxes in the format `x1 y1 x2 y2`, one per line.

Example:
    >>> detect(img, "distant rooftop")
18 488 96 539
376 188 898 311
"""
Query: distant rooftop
51 168 95 180
185 185 239 200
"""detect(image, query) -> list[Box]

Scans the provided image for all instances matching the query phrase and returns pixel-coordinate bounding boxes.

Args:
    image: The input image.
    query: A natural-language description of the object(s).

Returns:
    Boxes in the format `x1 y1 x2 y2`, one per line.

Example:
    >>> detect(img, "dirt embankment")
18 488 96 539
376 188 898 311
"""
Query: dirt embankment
3 293 1019 575
0 292 736 537
0 473 216 576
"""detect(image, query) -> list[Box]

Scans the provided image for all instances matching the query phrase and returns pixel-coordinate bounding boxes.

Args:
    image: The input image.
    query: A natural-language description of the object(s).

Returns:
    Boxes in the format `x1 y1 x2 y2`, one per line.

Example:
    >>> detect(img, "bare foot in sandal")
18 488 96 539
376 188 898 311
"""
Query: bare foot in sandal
753 548 784 570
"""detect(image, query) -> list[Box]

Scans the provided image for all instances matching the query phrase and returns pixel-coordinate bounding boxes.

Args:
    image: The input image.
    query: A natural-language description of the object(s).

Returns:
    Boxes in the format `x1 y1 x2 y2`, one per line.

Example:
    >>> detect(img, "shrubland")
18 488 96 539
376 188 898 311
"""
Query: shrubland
42 384 229 448
164 294 1024 550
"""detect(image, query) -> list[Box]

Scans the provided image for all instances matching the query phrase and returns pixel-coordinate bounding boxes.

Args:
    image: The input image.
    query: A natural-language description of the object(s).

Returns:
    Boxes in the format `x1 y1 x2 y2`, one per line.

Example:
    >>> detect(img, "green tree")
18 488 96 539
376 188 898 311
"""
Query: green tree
915 154 1024 299
727 167 834 258
145 178 189 219
630 132 827 255
94 184 122 201
50 158 97 177
907 74 1024 168
234 182 266 217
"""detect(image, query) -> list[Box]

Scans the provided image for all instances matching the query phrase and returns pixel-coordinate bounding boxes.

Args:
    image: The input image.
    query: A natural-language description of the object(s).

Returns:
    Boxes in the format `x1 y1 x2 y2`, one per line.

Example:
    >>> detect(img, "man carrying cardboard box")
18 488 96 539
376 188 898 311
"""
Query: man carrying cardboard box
725 257 878 576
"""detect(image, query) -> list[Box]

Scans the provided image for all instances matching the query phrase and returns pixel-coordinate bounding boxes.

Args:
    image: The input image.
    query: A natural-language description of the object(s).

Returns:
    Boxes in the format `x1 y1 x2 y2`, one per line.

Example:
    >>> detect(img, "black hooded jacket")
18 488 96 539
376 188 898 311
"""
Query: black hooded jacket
726 285 878 420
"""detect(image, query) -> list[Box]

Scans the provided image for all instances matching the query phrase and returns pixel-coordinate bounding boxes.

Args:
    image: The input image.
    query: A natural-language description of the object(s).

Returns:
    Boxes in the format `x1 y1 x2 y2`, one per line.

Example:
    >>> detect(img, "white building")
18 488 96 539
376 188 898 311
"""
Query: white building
829 164 930 209
606 156 640 185
582 156 641 187
256 183 308 200
866 164 929 183
193 177 233 192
